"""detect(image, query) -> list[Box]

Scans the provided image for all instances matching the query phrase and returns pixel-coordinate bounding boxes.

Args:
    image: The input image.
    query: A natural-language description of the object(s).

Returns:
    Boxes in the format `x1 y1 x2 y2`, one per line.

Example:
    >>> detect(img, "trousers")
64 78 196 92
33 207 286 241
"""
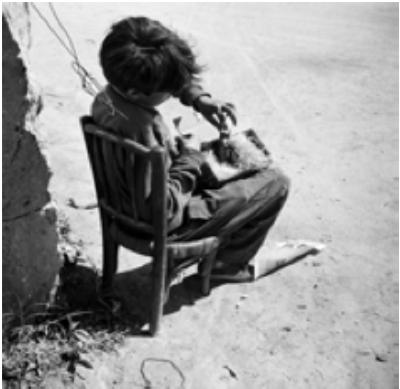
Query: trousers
170 166 290 269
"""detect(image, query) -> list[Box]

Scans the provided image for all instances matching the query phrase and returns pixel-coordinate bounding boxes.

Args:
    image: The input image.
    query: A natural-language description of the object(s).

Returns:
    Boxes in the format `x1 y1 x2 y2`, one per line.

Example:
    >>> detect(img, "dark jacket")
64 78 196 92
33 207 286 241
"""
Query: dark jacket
91 84 212 232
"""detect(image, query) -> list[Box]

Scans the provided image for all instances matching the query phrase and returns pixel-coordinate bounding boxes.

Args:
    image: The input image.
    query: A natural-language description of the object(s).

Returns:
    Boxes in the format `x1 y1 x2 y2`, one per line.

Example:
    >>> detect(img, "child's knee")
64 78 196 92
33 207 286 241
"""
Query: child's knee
262 166 290 198
275 169 290 197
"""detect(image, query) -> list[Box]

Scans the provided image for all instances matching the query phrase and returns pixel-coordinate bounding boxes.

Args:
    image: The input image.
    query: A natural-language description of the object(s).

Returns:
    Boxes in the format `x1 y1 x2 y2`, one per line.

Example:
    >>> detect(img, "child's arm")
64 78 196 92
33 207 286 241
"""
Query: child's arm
164 141 205 232
177 83 237 130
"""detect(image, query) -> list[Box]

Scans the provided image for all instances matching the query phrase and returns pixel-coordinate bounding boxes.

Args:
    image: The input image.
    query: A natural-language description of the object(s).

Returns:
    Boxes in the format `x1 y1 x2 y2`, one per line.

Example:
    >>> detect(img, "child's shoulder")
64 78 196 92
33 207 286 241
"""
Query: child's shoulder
92 86 153 121
91 86 158 142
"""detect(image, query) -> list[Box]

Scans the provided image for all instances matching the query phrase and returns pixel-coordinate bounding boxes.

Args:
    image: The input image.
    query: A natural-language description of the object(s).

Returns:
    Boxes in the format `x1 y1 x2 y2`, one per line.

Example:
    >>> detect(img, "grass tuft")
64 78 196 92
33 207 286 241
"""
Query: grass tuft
2 245 128 388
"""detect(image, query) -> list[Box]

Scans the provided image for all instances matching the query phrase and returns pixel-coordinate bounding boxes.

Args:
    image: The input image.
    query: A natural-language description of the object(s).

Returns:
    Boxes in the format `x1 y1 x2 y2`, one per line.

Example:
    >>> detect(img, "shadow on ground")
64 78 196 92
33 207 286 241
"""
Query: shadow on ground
58 248 318 335
57 261 217 336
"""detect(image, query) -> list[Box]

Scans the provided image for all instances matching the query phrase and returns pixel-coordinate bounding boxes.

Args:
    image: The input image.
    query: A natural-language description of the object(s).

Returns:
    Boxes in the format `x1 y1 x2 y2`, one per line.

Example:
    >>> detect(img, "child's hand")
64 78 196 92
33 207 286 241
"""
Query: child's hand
194 95 237 130
176 134 201 153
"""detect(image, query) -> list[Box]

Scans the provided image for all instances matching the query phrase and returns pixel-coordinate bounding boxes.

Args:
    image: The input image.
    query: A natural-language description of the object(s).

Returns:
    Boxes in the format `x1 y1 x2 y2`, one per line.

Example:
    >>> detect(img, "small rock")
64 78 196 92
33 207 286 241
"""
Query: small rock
282 326 292 332
374 352 388 362
223 365 238 379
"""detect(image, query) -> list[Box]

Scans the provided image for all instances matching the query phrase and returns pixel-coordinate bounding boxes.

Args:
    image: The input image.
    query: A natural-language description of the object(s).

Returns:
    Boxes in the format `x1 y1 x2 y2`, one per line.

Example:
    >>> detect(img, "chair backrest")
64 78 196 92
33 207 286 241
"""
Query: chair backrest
80 116 167 242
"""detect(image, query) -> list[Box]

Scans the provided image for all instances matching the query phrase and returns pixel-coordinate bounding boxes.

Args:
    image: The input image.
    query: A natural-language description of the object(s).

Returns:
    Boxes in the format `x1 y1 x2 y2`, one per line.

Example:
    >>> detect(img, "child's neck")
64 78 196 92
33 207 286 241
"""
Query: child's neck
110 84 171 109
109 84 158 113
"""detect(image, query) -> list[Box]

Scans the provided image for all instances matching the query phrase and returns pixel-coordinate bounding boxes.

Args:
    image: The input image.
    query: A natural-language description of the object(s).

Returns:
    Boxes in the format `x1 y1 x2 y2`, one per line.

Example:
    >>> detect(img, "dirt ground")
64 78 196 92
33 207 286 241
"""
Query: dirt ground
28 3 398 388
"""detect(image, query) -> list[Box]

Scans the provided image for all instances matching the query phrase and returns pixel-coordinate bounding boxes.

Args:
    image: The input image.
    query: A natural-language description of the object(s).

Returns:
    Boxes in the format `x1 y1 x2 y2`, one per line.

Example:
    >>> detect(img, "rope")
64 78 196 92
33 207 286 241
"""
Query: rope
30 2 76 59
140 358 186 389
29 2 127 120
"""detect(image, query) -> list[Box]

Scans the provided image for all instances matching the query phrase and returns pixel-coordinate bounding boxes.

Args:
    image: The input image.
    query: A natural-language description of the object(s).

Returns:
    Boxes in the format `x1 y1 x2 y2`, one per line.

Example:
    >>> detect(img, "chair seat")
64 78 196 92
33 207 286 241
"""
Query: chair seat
110 222 219 260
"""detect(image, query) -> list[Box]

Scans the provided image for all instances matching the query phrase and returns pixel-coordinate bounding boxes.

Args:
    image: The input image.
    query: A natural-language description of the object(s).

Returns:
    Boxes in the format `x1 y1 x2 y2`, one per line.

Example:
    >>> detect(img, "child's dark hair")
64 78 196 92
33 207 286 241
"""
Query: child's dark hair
100 16 202 95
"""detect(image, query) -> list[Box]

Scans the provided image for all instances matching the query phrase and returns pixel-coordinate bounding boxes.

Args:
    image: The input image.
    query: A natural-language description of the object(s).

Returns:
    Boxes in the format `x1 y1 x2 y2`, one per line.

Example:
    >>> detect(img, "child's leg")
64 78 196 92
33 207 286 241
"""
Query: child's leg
211 168 323 281
172 166 321 282
214 185 287 270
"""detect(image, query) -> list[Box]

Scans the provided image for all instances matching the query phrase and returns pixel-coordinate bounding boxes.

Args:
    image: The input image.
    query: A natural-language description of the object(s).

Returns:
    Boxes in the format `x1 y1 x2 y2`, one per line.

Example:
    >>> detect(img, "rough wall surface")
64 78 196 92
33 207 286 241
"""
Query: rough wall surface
2 4 59 314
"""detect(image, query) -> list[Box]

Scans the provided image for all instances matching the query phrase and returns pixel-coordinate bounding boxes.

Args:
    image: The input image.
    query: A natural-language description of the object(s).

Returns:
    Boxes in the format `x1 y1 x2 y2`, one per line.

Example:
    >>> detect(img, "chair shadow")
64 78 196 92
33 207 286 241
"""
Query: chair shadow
57 261 215 336
57 251 315 336
112 264 212 317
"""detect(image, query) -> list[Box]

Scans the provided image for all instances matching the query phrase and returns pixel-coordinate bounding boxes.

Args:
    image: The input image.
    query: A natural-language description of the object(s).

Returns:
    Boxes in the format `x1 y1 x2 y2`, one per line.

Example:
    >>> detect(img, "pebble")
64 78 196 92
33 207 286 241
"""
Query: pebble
374 352 388 362
223 365 238 379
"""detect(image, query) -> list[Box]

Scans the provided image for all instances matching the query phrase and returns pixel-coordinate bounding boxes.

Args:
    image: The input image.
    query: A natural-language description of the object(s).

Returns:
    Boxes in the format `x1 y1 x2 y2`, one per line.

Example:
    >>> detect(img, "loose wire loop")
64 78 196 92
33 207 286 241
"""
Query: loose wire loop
140 357 186 389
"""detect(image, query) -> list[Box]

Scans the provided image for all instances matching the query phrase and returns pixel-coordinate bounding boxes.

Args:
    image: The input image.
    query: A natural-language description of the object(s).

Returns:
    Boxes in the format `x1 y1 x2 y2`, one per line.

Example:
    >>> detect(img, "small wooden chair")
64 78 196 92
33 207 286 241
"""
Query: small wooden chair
80 116 219 335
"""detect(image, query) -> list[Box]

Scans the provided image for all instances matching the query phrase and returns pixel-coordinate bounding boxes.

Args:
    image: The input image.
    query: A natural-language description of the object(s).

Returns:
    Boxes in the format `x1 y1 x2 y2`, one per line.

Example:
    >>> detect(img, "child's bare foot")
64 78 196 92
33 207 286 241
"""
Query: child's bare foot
249 240 326 280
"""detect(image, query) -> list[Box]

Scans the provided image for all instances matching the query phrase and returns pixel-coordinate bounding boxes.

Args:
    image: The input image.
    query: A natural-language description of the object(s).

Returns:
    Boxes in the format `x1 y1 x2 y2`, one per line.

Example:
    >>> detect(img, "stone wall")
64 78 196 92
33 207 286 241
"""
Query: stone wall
2 4 59 315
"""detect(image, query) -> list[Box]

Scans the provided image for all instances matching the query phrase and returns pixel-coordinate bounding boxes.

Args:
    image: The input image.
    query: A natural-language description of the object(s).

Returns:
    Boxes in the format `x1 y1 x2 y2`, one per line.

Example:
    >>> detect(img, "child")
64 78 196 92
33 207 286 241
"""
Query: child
92 16 320 282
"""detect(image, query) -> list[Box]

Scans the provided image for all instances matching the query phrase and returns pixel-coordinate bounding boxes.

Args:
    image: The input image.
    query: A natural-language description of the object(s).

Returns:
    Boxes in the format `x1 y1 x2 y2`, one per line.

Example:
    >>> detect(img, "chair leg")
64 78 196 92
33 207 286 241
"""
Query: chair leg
102 230 119 295
199 249 217 296
150 251 167 336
